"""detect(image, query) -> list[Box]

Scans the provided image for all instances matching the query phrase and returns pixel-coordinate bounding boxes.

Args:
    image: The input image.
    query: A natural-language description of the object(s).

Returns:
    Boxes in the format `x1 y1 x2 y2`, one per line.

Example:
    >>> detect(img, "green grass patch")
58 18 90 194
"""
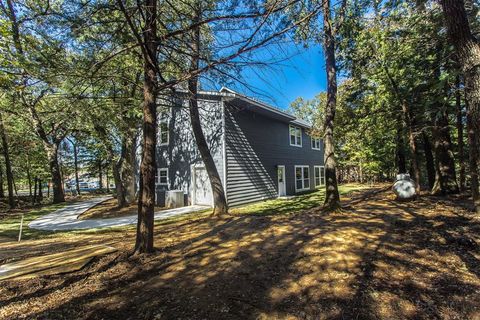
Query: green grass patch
230 183 370 216
0 184 371 242
0 202 71 241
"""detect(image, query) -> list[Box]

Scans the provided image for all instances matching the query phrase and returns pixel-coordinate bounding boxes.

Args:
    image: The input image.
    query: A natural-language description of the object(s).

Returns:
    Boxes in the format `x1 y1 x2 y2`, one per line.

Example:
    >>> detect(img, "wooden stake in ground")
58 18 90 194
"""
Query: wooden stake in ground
18 214 24 242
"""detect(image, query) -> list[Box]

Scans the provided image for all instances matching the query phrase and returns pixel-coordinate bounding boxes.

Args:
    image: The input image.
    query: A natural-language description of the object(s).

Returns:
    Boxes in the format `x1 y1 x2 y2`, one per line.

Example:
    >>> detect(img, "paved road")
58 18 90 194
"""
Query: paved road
28 197 209 231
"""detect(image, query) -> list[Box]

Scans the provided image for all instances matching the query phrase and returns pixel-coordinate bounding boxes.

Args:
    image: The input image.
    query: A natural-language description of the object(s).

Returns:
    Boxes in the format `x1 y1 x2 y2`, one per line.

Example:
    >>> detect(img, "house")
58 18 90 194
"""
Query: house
156 87 325 207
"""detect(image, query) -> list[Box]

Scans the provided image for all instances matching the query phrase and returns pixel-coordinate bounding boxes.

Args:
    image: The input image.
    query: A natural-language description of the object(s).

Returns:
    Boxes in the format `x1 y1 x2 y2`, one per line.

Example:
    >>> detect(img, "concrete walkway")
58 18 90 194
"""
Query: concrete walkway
29 196 210 231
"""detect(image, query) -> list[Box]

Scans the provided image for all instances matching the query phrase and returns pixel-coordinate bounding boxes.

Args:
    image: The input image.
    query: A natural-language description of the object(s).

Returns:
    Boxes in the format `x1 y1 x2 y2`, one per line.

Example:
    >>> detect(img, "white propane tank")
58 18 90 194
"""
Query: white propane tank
392 174 417 199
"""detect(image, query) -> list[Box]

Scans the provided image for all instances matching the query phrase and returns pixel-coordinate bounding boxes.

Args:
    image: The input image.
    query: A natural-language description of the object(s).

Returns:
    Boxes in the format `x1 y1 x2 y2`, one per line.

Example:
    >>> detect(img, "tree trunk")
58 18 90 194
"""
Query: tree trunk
188 3 228 217
113 155 126 207
440 0 480 213
422 132 436 189
396 121 407 173
98 160 103 191
32 177 37 205
466 98 480 211
456 75 466 192
13 178 18 196
73 142 81 195
135 0 158 254
0 112 15 208
383 67 420 190
26 156 32 197
47 144 65 203
359 162 363 184
431 107 459 194
122 133 137 204
322 0 341 211
404 104 421 193
38 179 43 200
0 162 4 198
115 132 137 207
106 167 110 192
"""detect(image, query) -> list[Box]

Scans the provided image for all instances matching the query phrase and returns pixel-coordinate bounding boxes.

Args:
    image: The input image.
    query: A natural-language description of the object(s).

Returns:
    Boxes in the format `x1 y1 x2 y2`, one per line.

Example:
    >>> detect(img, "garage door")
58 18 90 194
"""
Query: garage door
194 167 213 206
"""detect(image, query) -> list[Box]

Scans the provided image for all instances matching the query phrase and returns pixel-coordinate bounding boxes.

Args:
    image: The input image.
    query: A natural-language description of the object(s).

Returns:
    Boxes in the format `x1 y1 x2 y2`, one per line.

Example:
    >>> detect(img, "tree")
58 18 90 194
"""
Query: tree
439 0 480 213
320 0 343 210
116 0 159 253
66 137 81 195
0 111 15 208
187 2 228 217
1 0 77 203
455 75 466 192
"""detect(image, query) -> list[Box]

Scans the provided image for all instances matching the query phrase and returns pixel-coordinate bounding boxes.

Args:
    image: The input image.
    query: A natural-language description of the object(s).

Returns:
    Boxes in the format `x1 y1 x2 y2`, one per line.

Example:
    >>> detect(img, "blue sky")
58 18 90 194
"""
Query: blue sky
228 43 327 110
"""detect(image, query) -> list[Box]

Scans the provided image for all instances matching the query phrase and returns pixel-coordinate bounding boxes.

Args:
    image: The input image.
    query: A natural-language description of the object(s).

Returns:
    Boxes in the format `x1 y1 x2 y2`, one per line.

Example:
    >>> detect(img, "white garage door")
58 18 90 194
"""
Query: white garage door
194 167 213 206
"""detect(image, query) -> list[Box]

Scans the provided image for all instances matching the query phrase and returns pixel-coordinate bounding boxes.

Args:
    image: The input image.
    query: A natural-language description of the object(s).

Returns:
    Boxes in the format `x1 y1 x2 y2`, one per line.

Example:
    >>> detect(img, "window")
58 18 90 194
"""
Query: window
311 137 321 150
295 165 310 192
155 168 168 185
159 121 169 145
314 166 325 187
289 125 302 147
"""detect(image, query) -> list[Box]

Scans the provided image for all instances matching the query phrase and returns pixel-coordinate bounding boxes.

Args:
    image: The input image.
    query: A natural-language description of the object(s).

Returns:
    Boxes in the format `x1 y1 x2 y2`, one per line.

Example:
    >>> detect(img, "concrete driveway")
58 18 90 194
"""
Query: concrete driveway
28 196 210 231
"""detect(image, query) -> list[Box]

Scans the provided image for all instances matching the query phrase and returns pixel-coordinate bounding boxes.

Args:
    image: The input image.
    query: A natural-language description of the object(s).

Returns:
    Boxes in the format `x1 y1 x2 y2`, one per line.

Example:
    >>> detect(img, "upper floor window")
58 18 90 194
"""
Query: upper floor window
159 121 169 145
155 168 168 185
289 125 302 147
311 137 321 150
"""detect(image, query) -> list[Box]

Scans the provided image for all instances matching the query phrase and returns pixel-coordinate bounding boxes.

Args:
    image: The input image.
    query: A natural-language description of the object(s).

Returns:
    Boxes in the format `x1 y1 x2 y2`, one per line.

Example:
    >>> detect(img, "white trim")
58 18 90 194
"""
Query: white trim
156 168 168 186
311 137 321 150
221 98 228 202
159 120 169 146
314 165 325 187
190 164 196 205
289 125 302 147
277 165 286 197
294 165 310 193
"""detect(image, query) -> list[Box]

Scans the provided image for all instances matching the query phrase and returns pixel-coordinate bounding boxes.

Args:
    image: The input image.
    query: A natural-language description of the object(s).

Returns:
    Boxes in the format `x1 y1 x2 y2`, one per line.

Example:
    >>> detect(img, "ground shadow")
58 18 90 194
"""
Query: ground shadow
1 191 480 319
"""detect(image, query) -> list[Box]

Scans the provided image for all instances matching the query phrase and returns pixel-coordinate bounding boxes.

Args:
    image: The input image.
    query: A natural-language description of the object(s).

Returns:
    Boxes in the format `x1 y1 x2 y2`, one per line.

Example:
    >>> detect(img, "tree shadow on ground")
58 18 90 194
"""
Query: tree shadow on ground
1 191 480 320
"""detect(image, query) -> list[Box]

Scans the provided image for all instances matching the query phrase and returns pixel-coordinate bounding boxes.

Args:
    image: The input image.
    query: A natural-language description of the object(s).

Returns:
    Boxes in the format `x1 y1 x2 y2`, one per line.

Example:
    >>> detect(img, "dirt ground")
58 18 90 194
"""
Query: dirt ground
78 198 138 220
1 188 480 319
79 198 166 220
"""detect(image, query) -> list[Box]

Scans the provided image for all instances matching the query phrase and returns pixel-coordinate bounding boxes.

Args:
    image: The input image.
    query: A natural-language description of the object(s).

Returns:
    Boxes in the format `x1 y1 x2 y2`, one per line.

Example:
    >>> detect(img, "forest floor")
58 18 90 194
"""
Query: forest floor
1 185 480 319
78 198 138 220
79 198 168 220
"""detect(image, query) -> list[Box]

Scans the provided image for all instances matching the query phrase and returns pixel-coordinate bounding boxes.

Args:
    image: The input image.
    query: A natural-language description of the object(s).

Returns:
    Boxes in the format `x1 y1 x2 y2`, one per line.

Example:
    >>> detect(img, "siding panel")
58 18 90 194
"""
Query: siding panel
156 97 224 205
225 103 324 207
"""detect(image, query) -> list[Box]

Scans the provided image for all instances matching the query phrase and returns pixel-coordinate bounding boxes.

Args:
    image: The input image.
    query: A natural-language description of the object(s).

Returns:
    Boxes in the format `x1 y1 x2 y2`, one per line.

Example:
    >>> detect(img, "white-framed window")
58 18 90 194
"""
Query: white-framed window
295 165 310 192
314 166 326 187
159 120 169 145
155 168 168 185
289 125 302 147
311 137 321 150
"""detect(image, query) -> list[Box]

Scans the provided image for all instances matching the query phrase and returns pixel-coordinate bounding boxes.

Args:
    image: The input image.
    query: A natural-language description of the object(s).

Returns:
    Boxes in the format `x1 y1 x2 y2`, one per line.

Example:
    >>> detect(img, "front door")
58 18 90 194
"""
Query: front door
277 165 286 197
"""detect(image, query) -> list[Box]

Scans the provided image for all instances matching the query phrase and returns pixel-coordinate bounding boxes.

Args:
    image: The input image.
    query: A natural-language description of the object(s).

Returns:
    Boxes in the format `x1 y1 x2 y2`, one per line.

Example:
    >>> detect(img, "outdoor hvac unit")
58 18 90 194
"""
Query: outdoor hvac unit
166 190 184 208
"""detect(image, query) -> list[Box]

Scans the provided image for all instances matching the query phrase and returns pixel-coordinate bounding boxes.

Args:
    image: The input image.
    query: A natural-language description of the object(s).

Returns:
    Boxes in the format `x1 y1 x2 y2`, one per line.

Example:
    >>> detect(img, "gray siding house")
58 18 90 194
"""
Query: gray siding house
156 87 325 207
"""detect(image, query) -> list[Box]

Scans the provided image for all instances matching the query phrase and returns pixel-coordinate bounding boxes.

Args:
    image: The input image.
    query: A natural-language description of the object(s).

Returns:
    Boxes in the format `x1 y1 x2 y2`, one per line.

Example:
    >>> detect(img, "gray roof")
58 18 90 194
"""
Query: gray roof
219 87 312 129
169 86 313 129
